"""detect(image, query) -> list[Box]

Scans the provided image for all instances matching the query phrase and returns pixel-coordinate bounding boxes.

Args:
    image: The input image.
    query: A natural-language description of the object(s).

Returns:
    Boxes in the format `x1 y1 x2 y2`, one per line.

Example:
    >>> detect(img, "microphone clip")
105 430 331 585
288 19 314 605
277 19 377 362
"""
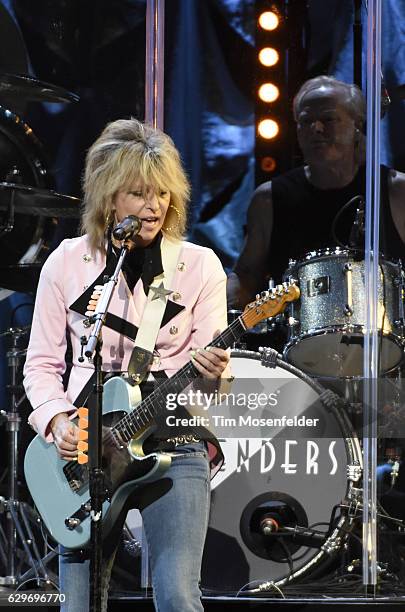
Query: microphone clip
112 215 142 242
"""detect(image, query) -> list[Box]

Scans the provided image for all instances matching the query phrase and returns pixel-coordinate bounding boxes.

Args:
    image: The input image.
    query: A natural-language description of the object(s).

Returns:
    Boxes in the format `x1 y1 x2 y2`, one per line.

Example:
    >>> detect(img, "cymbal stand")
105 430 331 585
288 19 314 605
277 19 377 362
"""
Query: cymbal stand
0 328 56 587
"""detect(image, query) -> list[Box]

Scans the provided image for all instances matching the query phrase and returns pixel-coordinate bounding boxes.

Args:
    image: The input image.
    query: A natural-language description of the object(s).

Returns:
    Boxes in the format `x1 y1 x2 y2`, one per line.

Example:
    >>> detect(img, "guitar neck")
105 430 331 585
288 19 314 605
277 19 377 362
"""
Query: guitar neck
110 282 299 444
111 317 246 444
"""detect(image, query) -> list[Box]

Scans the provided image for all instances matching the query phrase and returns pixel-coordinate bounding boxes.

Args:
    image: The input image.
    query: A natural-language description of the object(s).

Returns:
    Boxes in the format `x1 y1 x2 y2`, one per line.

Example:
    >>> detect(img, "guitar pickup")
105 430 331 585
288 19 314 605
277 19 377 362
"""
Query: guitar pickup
65 500 91 530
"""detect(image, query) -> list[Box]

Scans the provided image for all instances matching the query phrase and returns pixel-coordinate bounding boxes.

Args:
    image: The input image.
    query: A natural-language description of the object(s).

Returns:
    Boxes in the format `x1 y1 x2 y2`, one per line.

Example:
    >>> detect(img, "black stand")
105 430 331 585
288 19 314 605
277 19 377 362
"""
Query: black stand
88 340 105 612
83 242 133 612
353 0 362 88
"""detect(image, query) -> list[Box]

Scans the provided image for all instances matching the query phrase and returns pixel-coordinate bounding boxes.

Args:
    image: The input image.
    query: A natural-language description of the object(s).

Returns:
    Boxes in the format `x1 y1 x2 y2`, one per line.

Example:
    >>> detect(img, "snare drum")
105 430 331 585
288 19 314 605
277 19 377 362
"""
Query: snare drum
283 248 405 378
201 350 362 591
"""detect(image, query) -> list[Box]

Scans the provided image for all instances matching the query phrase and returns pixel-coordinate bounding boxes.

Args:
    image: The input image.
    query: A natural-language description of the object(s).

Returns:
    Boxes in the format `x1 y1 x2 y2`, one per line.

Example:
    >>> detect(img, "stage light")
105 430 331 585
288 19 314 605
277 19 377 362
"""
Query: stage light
258 119 279 139
258 47 279 67
258 11 279 31
260 156 277 172
258 83 280 103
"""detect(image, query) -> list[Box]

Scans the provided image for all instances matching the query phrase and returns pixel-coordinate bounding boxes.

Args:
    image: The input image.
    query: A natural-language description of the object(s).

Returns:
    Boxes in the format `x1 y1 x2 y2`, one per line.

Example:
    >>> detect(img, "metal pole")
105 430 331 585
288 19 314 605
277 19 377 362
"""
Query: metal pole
145 0 165 129
363 0 382 591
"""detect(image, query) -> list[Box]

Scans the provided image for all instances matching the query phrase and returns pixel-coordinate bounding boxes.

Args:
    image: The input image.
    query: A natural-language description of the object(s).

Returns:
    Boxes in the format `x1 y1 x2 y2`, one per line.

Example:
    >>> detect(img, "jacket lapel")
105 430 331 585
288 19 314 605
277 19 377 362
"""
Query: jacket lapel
69 246 185 340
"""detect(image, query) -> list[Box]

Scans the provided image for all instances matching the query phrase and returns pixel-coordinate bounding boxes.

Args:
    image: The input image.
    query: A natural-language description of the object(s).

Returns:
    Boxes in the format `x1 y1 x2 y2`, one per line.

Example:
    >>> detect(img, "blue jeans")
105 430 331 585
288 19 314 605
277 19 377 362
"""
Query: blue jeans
59 443 210 612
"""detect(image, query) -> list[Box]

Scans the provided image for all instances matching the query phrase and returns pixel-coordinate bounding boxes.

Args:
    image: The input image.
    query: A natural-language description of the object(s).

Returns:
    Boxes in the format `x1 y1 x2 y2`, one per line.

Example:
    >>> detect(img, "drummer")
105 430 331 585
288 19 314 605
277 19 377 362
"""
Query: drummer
227 76 405 309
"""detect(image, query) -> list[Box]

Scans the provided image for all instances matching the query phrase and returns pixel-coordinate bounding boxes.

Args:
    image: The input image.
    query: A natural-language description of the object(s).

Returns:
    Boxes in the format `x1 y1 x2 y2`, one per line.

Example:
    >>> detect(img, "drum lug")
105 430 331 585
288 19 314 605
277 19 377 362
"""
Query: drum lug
347 463 362 483
344 304 354 316
323 536 342 554
259 347 279 368
287 316 299 327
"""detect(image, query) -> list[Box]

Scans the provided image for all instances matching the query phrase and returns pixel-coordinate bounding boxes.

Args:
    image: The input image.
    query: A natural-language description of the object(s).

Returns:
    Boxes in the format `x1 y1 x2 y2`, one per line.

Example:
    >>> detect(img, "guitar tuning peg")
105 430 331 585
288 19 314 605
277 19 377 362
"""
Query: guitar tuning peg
282 282 289 291
261 290 269 299
276 284 283 295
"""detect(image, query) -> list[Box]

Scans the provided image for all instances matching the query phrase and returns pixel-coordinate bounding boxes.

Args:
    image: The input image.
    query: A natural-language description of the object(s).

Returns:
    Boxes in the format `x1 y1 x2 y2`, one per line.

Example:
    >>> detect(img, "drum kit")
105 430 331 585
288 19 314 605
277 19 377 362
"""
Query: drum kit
0 72 80 588
210 249 405 595
0 71 404 598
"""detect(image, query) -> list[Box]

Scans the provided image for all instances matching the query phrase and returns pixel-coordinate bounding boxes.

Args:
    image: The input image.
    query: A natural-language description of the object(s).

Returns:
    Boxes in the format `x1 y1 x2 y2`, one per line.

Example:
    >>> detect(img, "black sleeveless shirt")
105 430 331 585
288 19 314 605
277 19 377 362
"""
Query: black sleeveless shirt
268 165 404 281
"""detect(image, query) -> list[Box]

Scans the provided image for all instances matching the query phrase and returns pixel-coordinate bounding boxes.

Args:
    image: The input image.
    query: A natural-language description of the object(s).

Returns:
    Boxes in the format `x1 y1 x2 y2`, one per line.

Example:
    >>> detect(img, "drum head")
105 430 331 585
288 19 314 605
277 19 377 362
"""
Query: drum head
201 351 361 592
285 331 403 378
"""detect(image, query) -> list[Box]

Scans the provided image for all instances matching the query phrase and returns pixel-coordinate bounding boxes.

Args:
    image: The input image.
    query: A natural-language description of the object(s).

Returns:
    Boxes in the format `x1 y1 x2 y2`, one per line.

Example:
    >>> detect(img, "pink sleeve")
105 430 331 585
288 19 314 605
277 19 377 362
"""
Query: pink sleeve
23 242 76 441
190 249 228 352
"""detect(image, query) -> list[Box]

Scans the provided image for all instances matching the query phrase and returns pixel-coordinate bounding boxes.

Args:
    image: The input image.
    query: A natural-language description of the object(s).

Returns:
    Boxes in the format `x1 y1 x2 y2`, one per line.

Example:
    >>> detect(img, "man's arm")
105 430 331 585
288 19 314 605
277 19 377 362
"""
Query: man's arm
227 182 273 309
388 169 405 246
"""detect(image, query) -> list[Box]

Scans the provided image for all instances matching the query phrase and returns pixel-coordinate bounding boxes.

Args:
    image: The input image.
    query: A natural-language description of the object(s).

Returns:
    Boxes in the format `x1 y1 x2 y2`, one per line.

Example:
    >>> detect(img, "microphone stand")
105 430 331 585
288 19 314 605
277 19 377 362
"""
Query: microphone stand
83 239 135 612
353 0 362 88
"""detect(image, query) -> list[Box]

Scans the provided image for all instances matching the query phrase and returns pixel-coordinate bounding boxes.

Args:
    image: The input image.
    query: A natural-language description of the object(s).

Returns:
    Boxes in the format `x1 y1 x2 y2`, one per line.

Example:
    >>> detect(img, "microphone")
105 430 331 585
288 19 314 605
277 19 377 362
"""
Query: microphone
112 215 142 241
259 513 326 547
348 196 365 249
260 515 280 536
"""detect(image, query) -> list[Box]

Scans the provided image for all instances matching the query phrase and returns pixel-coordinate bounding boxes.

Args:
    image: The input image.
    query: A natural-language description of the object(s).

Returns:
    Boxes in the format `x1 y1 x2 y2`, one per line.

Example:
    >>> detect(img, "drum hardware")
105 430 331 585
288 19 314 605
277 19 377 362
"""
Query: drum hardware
347 464 362 483
0 327 56 587
0 497 58 588
0 105 55 267
343 263 354 316
0 183 81 219
377 443 402 489
259 346 279 368
0 325 30 339
0 73 79 105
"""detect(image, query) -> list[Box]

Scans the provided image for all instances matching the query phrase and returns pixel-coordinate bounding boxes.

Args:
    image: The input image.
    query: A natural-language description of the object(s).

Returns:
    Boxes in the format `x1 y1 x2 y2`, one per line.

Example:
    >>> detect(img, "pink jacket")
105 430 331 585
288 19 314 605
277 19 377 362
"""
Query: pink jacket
24 234 227 442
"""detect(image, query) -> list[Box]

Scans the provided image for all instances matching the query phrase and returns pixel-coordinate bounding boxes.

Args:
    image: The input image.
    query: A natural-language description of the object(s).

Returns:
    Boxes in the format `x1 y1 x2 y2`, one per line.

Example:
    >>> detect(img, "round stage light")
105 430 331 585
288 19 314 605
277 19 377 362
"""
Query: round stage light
258 11 279 31
260 156 277 172
258 47 280 67
258 118 279 139
258 83 280 103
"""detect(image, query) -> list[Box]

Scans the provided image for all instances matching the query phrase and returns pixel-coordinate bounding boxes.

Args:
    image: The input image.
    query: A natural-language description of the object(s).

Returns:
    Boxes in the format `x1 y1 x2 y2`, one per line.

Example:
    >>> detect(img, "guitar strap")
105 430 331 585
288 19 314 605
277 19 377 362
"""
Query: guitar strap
127 236 183 385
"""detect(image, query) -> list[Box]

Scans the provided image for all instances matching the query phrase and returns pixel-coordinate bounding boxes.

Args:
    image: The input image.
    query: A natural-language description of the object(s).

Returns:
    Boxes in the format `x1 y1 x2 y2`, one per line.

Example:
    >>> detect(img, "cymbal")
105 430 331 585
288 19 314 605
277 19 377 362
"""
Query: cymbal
0 325 31 338
0 263 42 294
0 183 81 218
0 73 79 104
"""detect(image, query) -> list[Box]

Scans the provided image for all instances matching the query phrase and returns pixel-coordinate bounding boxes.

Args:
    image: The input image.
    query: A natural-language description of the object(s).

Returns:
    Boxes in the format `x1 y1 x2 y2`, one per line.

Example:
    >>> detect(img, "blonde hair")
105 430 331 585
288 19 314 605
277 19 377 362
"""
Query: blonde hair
81 118 190 254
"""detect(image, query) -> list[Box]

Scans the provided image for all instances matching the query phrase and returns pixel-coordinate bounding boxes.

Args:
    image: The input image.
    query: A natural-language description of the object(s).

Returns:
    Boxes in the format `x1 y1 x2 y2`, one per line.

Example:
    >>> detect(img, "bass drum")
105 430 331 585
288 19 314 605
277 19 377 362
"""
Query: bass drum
0 105 54 266
201 350 362 593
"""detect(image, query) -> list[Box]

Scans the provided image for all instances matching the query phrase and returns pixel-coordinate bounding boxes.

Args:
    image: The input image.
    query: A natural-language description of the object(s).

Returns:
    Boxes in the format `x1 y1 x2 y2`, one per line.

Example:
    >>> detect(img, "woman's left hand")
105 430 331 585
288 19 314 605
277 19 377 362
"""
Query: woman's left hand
191 330 230 379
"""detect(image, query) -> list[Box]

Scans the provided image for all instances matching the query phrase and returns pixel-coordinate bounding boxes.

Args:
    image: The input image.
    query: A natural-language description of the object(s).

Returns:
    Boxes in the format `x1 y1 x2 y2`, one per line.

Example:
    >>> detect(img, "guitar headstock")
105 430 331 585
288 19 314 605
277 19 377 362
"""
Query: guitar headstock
241 281 300 331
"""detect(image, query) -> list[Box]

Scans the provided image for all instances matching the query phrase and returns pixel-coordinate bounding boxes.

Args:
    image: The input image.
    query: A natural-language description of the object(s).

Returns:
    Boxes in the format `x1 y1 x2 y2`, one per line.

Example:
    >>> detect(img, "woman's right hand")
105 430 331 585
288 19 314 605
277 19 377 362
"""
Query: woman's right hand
50 413 79 460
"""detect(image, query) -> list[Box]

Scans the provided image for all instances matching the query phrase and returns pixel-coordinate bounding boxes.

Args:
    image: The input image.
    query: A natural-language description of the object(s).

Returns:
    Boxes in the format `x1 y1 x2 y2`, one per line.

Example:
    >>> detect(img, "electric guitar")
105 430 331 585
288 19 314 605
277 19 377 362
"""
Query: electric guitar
24 283 299 549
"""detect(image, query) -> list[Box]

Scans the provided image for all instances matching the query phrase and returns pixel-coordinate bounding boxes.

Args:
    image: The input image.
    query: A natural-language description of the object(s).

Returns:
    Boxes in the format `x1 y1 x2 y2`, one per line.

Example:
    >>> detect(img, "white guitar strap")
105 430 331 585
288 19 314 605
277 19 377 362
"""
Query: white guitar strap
128 236 183 384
